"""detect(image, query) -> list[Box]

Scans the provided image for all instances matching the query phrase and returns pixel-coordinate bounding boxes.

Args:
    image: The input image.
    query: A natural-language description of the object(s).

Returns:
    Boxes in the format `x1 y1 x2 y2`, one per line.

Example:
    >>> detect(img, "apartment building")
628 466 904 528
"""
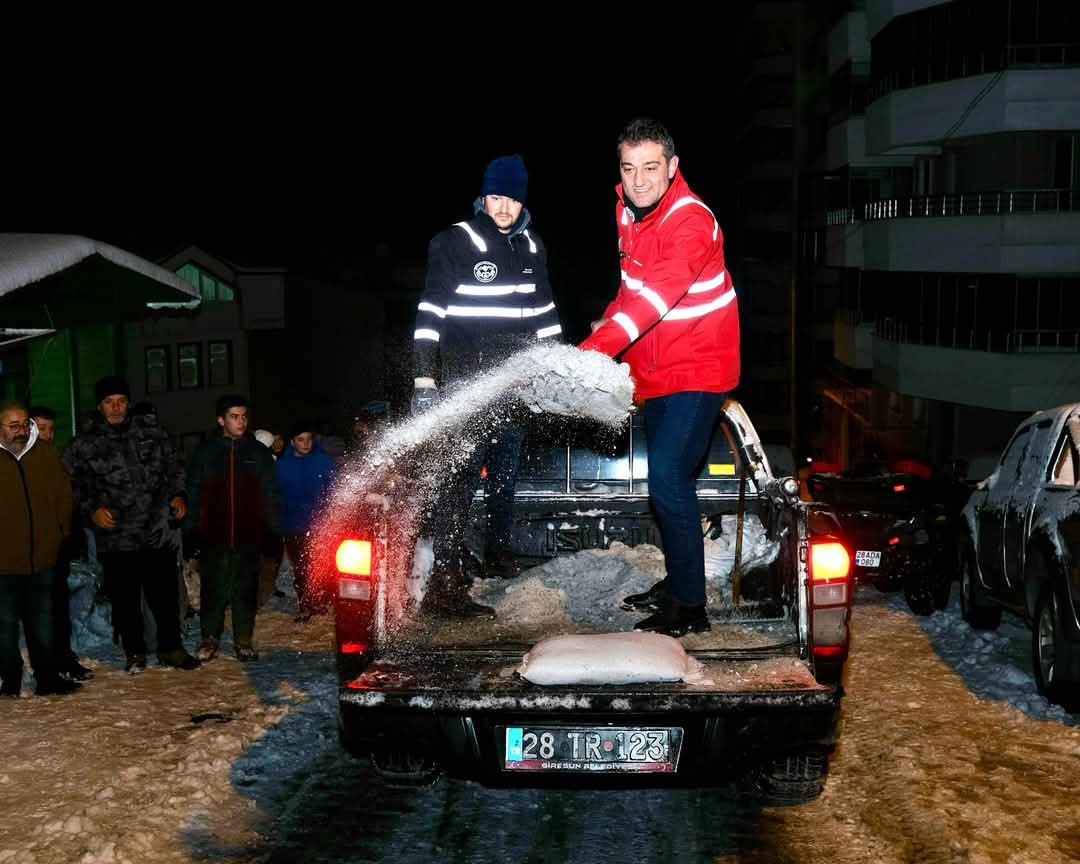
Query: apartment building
822 0 1080 469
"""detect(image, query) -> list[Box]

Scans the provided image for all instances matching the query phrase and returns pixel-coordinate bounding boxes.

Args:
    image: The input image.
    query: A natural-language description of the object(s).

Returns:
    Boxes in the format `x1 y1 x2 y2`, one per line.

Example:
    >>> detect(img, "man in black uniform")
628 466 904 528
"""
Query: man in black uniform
411 154 562 617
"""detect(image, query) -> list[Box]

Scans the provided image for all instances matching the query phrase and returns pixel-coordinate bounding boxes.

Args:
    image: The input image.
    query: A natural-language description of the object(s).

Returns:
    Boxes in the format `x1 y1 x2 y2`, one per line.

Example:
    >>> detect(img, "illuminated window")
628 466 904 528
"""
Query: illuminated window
176 263 235 304
145 346 171 393
178 343 202 389
209 340 233 387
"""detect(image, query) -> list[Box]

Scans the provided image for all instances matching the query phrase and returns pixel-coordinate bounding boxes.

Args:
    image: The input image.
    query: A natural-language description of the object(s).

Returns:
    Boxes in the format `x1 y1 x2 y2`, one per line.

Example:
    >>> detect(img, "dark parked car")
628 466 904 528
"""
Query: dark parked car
960 403 1080 711
806 463 937 590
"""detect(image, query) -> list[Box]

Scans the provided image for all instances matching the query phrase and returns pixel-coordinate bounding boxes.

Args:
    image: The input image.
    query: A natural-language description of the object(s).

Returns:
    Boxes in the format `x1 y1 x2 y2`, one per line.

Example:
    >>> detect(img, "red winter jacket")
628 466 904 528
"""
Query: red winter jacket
579 170 740 400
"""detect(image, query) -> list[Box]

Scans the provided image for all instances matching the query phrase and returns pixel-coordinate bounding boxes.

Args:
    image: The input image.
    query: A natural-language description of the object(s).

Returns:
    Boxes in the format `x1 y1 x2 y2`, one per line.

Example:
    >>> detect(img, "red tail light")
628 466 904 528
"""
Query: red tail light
336 539 372 576
888 536 900 546
810 541 850 583
893 483 906 493
809 539 852 664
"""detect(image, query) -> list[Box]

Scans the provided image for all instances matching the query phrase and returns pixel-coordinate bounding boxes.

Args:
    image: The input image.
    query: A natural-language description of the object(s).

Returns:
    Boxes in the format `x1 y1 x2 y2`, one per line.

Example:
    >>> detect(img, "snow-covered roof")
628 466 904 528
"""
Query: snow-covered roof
0 233 199 311
0 327 55 348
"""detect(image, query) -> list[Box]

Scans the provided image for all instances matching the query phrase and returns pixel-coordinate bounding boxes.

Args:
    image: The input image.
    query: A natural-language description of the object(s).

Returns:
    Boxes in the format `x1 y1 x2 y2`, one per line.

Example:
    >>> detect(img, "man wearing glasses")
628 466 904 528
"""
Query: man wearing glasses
0 402 80 696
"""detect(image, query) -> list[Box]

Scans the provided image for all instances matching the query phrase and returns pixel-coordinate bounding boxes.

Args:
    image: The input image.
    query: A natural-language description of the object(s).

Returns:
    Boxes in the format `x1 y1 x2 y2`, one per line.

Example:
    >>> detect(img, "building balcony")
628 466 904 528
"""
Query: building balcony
866 68 1080 155
861 190 1080 273
867 1 966 39
828 10 870 74
834 312 875 370
827 115 914 171
825 210 864 268
873 320 1080 412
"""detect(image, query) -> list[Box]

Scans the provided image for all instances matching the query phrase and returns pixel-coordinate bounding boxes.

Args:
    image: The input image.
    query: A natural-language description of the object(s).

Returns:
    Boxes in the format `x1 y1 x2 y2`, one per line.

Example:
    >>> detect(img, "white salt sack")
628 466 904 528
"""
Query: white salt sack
517 632 704 686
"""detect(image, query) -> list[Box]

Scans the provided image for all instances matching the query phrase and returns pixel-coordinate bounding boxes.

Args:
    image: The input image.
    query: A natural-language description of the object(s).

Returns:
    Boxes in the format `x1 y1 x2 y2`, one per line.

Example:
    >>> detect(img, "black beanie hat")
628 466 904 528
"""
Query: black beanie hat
480 154 528 203
95 375 131 404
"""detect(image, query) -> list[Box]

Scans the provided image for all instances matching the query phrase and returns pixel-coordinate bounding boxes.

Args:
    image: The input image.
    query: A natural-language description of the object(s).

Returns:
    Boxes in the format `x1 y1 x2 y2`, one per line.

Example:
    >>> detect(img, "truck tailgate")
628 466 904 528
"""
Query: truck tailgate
341 650 836 714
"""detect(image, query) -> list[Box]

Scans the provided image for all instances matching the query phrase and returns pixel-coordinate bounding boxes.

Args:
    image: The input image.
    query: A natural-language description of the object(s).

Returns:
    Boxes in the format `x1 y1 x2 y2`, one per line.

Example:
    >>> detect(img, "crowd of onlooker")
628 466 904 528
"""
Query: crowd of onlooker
0 375 383 697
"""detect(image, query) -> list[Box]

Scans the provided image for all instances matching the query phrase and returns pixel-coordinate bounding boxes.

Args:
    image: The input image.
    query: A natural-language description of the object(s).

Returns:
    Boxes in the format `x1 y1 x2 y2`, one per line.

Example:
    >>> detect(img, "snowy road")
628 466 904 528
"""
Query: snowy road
1 587 1077 863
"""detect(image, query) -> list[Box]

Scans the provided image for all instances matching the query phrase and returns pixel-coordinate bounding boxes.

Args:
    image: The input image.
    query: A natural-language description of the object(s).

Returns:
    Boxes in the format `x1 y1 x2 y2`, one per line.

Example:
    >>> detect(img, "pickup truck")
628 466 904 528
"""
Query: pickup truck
324 400 854 803
960 402 1080 711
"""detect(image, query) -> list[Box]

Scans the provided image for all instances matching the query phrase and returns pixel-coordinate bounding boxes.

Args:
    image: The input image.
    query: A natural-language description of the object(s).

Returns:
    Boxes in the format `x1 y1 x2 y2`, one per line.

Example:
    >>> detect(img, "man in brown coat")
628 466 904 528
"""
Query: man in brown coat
0 401 79 696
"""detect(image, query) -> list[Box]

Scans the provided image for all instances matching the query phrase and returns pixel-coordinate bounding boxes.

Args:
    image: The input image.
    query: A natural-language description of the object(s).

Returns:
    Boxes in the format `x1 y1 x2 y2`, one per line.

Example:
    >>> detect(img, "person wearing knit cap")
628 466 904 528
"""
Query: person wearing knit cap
410 154 563 619
62 375 199 673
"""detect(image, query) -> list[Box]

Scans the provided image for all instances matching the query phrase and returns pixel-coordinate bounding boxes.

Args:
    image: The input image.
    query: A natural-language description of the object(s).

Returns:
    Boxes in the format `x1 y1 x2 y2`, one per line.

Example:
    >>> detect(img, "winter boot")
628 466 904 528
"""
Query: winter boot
125 654 148 675
35 675 82 696
419 568 496 620
235 644 259 663
159 649 201 671
63 655 94 681
633 600 710 638
621 580 670 612
196 636 219 662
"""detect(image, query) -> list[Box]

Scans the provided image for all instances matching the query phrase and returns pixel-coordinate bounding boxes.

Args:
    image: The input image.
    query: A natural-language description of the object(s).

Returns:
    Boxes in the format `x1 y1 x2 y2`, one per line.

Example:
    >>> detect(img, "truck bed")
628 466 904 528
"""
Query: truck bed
342 652 830 714
394 611 798 653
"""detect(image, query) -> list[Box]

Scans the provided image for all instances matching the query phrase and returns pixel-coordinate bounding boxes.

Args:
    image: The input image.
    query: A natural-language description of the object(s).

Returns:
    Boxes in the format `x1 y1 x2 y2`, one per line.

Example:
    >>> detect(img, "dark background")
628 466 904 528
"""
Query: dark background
3 42 742 337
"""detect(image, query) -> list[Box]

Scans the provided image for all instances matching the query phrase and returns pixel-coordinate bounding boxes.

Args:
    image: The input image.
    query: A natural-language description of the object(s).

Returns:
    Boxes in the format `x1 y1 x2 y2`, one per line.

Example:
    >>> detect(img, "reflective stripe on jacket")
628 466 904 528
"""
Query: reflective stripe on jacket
413 208 562 384
579 171 740 399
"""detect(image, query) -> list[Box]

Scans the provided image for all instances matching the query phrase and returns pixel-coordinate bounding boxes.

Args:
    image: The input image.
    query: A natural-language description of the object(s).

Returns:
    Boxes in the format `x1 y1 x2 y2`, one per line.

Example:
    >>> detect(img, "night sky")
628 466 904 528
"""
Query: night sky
5 40 741 340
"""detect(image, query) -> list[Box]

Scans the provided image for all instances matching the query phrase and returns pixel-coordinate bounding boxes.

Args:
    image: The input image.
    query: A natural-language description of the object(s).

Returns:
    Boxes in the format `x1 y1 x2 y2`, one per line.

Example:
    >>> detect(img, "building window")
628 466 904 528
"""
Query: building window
145 346 171 394
178 343 202 389
208 340 233 387
176 263 235 304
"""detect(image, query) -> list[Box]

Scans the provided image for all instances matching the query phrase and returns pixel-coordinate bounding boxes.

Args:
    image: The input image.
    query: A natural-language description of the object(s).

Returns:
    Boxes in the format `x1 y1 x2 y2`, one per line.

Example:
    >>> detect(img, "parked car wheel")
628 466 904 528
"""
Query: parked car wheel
1032 583 1080 712
960 544 1001 630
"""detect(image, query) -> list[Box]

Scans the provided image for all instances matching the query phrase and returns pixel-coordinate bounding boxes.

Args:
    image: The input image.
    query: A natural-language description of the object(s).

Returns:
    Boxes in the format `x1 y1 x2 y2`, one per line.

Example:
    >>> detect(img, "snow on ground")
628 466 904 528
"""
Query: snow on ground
1 578 1075 863
877 584 1078 726
2 346 1076 861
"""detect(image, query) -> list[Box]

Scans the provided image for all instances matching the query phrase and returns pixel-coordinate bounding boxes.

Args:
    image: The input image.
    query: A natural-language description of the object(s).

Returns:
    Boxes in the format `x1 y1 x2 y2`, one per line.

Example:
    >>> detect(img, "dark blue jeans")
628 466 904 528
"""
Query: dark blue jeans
0 569 57 689
644 391 726 607
432 425 524 570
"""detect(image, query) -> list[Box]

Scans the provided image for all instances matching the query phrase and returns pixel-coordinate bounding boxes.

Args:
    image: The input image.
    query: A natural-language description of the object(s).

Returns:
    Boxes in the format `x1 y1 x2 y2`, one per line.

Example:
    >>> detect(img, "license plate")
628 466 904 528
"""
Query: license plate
855 550 881 568
502 726 682 773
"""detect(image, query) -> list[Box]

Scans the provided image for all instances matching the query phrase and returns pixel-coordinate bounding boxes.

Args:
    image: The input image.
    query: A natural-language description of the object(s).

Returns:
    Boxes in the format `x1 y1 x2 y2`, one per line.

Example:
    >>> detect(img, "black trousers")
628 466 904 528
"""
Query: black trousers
99 547 183 658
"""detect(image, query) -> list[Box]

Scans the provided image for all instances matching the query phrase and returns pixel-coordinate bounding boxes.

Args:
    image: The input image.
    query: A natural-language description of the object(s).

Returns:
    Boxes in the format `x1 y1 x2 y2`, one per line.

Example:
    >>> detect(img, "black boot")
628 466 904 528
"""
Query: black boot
64 653 94 681
36 675 82 696
621 580 670 612
633 601 710 637
420 569 496 620
158 649 200 671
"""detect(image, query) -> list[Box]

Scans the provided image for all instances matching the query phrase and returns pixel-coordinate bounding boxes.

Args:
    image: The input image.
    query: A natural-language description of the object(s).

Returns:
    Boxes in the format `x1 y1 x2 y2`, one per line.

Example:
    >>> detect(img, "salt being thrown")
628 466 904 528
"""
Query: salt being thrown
318 344 634 624
331 343 633 504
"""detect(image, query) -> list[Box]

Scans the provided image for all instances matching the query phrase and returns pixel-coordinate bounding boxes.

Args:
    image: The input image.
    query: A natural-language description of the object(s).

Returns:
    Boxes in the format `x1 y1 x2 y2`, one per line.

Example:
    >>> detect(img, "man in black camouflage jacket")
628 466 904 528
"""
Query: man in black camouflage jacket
63 376 199 674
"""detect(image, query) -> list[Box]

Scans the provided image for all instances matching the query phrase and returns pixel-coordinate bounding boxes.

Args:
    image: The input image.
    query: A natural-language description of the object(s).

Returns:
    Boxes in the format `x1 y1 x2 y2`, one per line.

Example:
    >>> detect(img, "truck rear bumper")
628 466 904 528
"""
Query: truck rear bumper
338 654 842 787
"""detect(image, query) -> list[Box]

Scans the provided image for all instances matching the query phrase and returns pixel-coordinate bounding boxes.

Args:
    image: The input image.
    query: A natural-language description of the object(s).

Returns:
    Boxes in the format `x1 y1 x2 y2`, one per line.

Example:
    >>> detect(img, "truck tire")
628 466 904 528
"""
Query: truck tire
960 545 1001 630
748 751 828 806
1033 583 1080 713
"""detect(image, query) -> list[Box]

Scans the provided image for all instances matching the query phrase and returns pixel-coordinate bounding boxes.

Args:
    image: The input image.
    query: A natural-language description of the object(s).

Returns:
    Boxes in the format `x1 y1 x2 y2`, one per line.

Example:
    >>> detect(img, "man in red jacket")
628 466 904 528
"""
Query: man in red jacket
579 117 741 637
